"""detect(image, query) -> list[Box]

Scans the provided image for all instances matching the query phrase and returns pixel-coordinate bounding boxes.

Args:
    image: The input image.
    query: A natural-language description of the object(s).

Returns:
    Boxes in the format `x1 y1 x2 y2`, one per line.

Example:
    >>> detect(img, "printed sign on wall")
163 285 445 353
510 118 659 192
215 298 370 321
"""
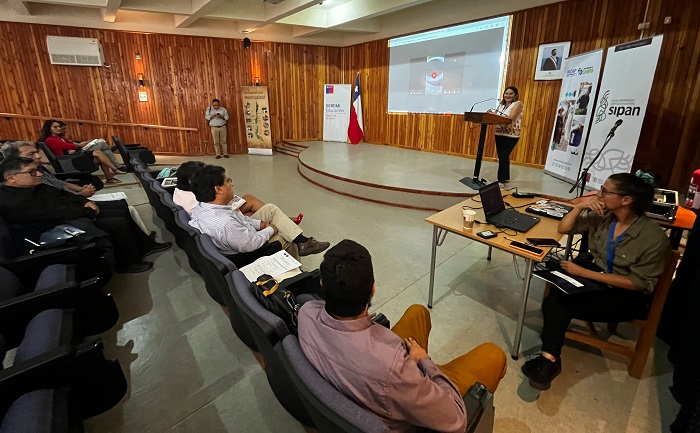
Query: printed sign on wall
241 86 273 156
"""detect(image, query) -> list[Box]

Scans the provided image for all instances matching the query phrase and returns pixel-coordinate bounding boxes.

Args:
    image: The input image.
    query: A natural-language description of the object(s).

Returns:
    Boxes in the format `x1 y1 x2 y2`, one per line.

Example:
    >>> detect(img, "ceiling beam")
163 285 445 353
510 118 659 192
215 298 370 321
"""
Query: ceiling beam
102 0 122 23
174 0 227 28
6 0 31 14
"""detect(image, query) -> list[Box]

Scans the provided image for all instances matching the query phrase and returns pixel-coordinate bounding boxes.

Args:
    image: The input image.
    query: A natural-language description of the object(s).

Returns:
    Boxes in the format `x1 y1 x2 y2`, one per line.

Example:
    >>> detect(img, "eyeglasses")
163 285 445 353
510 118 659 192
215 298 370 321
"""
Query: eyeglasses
14 169 40 176
600 187 623 196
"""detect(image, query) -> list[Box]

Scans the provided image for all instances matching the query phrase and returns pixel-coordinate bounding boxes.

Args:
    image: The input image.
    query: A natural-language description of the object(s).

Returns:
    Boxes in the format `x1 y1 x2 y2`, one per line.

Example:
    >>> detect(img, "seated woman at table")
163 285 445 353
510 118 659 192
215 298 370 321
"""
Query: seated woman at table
38 120 125 183
522 173 671 390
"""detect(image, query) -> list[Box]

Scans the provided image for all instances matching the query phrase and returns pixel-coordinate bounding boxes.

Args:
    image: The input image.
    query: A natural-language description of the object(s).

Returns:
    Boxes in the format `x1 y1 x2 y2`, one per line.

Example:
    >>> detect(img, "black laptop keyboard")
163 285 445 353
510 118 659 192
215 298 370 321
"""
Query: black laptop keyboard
491 210 520 227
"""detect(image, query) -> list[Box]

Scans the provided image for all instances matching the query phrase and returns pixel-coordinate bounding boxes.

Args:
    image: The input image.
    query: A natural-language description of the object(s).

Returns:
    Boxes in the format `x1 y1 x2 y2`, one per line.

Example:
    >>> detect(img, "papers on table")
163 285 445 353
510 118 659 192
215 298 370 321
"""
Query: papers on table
240 250 302 282
90 192 128 201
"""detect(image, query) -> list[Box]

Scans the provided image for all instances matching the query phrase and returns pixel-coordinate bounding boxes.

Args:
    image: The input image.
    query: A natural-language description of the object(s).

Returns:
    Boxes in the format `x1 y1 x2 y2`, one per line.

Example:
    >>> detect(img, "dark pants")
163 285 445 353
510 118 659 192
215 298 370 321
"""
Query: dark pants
225 241 283 269
94 200 154 266
541 287 651 358
495 135 519 183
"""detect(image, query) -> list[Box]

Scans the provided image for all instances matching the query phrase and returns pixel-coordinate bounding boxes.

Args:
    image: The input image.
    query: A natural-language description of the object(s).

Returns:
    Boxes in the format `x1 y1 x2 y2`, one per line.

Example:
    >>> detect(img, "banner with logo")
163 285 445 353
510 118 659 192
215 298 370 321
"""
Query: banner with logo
544 49 604 183
241 86 273 156
322 84 351 142
582 35 663 189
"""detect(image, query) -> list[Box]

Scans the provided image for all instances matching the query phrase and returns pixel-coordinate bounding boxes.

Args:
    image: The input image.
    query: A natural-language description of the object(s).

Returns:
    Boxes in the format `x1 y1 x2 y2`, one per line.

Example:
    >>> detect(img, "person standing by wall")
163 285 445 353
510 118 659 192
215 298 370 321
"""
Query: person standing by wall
205 98 229 159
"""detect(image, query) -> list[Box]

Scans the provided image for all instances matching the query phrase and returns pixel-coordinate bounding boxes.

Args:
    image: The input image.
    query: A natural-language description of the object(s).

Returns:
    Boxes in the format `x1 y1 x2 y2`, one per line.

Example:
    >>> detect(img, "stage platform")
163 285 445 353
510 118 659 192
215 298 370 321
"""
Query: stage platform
291 140 577 211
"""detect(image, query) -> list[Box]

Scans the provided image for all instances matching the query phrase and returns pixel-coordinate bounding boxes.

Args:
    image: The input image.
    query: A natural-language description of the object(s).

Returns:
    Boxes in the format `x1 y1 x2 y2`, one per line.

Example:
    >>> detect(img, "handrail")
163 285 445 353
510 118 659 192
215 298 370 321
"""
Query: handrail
0 113 198 132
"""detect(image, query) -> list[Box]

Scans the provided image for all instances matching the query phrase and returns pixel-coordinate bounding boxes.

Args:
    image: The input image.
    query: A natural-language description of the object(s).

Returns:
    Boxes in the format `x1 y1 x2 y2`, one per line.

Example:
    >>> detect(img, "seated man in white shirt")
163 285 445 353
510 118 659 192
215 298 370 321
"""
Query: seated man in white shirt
188 164 329 266
173 161 265 216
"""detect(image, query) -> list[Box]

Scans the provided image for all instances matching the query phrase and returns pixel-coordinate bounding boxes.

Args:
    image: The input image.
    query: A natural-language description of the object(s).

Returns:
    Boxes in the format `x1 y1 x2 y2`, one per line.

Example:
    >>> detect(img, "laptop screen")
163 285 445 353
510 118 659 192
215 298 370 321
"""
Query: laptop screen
478 182 506 218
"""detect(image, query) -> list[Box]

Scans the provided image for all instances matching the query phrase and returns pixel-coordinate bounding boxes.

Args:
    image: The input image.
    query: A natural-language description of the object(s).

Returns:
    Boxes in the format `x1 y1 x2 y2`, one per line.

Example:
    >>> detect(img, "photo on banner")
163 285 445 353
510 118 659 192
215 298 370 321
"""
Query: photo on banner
582 36 664 190
241 86 273 156
322 84 351 142
543 49 604 183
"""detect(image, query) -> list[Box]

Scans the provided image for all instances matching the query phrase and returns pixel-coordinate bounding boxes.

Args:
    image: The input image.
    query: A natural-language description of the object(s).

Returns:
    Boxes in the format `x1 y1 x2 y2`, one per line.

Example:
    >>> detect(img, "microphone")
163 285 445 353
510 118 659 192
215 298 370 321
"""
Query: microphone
469 98 499 112
608 119 623 136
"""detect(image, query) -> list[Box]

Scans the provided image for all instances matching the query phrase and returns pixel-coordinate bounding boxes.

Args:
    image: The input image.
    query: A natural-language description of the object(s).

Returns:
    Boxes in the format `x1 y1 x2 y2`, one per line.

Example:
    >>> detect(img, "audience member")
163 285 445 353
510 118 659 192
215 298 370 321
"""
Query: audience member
1 141 153 237
0 157 171 273
188 165 329 265
298 240 507 433
173 161 265 217
38 120 125 183
523 173 671 390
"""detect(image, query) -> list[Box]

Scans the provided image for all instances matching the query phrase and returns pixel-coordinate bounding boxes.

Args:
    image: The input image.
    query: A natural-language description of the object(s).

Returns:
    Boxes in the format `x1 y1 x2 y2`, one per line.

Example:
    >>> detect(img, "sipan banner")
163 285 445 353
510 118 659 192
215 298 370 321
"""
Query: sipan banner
544 49 604 183
322 84 352 142
582 35 663 189
241 86 273 156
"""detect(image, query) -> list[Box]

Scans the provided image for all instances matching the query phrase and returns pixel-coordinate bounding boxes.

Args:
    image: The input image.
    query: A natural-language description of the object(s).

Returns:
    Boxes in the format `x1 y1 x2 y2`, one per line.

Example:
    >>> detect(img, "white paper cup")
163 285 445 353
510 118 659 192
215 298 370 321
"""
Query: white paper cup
462 209 476 229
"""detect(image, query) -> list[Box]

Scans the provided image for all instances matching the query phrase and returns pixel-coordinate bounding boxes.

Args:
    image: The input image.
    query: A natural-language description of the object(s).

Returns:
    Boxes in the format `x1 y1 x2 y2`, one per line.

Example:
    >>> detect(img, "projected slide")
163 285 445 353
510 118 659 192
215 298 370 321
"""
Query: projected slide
389 16 510 114
409 53 465 95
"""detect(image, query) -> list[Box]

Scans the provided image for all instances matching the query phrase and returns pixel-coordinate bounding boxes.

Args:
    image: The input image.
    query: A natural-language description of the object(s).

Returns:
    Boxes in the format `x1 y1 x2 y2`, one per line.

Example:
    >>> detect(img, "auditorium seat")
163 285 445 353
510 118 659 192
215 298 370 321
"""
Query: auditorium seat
37 142 97 174
194 234 256 350
112 136 155 171
277 335 389 433
0 264 118 348
228 269 314 426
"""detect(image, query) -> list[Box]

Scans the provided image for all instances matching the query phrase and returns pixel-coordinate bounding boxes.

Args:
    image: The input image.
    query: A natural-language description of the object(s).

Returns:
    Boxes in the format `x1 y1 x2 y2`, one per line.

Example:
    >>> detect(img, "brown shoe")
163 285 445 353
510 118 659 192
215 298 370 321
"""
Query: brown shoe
297 237 330 257
215 155 221 159
223 154 229 158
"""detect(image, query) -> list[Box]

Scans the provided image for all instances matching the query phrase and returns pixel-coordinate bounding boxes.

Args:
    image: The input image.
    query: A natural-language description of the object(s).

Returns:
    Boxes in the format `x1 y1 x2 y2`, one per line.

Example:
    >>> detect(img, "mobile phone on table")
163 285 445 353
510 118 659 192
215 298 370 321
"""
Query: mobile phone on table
526 238 560 247
509 240 544 255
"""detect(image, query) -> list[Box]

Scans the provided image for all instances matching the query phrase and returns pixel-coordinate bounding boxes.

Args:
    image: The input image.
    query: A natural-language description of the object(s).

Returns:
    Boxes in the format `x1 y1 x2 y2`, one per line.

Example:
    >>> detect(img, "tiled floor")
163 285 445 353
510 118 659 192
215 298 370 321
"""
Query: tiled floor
84 149 679 432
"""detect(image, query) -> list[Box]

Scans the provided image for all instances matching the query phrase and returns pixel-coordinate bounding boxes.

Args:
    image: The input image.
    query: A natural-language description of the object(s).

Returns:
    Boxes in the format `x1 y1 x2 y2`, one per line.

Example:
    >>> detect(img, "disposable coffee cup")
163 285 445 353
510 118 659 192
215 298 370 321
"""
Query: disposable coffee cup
462 209 476 230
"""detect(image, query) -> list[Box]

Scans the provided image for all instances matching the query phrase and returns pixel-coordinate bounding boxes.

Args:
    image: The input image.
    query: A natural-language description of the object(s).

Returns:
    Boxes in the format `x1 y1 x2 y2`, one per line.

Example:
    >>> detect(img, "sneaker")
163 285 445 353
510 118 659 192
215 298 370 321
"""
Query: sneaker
498 182 506 189
526 355 562 390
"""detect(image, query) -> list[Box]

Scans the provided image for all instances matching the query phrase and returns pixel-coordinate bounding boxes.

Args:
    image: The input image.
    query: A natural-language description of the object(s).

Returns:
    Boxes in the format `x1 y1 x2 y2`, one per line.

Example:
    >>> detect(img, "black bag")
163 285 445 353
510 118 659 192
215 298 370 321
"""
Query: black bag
252 274 301 334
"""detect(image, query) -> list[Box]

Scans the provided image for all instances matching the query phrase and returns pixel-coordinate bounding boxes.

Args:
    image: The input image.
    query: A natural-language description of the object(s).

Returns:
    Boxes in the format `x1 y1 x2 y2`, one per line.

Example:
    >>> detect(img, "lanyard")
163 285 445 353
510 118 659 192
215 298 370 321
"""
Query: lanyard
605 219 635 273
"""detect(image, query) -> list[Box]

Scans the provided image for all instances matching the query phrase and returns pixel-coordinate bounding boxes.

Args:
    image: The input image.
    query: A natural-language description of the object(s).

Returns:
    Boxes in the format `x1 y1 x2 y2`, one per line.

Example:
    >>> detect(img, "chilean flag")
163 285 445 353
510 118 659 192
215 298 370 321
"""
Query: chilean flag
348 72 364 144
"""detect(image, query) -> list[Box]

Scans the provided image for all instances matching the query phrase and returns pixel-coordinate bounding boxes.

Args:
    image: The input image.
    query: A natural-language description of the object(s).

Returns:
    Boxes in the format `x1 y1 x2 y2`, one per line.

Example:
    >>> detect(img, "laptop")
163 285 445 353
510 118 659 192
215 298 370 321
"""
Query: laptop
525 200 574 220
478 182 540 232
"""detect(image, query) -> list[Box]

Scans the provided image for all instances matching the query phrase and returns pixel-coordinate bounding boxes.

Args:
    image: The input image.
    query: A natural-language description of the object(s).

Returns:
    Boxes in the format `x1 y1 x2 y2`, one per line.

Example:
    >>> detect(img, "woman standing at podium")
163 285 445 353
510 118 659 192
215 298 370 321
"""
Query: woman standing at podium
492 86 524 187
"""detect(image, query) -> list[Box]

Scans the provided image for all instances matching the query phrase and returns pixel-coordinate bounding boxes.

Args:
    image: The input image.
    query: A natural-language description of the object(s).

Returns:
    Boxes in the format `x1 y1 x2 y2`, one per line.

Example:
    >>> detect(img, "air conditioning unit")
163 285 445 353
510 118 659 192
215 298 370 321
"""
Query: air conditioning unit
46 36 105 67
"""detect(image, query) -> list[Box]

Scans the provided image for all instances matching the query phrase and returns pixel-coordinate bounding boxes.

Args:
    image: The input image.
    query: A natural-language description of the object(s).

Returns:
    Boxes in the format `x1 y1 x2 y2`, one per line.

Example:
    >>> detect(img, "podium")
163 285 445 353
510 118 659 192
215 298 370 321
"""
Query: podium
459 111 511 190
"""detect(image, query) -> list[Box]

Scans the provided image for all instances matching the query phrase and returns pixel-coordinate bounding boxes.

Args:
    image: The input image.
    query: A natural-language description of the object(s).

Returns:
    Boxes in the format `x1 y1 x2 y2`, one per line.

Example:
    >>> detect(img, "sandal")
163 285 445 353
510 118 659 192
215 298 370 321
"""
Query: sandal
106 178 122 184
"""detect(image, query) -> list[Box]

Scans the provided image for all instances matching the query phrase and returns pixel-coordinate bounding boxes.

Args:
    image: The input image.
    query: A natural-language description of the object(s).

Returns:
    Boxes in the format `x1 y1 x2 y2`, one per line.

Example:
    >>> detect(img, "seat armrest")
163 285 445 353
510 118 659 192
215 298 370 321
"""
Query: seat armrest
0 278 100 322
0 243 96 274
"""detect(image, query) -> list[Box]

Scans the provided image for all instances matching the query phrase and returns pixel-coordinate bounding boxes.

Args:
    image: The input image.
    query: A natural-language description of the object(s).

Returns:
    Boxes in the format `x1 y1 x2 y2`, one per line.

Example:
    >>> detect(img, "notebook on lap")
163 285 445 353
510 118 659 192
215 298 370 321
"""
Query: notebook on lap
478 182 540 232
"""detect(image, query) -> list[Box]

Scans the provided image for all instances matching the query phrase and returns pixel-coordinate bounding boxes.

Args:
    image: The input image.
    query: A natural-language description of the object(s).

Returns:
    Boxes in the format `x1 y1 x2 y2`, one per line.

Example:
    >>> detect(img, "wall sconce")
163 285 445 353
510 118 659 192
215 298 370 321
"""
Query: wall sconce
138 73 145 87
254 76 260 86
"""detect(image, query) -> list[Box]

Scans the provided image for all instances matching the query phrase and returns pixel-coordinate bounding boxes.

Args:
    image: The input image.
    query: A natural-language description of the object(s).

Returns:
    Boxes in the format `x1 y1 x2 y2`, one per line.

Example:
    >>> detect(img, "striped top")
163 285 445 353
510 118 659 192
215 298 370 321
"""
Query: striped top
189 202 274 255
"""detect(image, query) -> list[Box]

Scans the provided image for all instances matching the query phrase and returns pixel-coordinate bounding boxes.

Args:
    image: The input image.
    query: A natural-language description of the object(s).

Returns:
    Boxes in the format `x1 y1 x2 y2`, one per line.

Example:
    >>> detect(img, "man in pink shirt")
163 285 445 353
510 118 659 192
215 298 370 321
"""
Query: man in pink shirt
298 240 507 433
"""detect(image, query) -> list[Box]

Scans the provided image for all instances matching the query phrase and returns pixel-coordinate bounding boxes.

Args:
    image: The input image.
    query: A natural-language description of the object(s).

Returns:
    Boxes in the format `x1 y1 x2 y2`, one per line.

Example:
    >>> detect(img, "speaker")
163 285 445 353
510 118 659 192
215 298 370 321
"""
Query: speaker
243 37 251 49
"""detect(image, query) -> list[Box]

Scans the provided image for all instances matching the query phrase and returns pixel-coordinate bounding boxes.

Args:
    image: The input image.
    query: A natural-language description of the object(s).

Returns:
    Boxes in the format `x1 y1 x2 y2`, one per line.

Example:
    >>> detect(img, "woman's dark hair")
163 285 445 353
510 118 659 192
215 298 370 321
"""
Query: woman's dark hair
176 161 206 191
500 86 520 105
37 119 65 143
320 240 375 318
608 173 654 216
190 165 226 203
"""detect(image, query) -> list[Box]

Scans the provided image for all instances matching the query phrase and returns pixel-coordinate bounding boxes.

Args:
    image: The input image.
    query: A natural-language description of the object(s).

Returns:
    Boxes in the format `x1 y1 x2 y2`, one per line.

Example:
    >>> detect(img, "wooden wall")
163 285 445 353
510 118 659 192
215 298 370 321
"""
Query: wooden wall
0 22 343 155
342 0 700 190
1 0 698 189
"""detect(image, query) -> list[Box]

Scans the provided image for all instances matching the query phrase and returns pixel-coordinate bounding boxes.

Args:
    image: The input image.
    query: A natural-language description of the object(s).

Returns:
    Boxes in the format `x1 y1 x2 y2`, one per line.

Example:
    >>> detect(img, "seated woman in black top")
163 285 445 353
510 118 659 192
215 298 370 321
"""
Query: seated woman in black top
523 173 671 390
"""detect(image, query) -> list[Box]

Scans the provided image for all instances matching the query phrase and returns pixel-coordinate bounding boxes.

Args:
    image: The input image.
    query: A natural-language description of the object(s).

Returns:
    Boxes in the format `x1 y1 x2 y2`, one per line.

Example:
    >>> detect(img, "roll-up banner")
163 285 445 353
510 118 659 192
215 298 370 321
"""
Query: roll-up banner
241 86 273 156
582 35 663 189
544 49 604 183
322 84 352 142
